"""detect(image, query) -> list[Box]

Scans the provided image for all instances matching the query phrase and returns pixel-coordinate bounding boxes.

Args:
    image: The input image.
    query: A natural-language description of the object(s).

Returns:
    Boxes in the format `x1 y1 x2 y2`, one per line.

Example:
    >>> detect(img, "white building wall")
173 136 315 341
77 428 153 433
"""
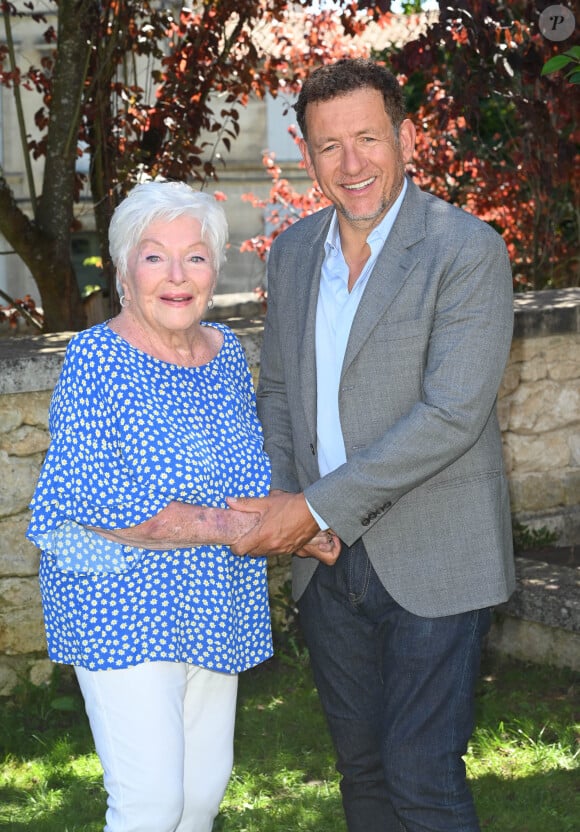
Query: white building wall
0 9 47 302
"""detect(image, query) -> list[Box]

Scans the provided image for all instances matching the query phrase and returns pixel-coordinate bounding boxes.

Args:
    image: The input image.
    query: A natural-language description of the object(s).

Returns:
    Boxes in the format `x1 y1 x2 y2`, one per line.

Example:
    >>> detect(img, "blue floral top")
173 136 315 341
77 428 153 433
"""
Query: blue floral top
27 322 273 673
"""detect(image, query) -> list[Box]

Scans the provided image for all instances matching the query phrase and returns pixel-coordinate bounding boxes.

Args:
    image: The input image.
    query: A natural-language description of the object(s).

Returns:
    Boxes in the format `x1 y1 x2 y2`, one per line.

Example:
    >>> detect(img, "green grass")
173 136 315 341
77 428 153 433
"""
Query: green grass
0 651 578 831
468 659 580 832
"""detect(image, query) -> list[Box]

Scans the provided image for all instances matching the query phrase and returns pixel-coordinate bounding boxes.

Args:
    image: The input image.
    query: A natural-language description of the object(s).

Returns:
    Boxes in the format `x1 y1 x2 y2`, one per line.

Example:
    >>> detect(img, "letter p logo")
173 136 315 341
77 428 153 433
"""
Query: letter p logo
539 5 576 42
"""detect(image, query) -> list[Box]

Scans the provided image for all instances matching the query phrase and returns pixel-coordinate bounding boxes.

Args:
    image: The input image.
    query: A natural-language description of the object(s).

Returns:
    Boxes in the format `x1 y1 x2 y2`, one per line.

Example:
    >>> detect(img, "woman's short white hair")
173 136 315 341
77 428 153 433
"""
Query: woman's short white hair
109 180 229 296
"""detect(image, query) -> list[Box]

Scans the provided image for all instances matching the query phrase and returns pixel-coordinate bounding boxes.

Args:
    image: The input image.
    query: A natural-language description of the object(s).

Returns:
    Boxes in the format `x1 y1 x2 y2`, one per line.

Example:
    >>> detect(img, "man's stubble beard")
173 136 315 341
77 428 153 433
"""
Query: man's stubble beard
336 162 406 230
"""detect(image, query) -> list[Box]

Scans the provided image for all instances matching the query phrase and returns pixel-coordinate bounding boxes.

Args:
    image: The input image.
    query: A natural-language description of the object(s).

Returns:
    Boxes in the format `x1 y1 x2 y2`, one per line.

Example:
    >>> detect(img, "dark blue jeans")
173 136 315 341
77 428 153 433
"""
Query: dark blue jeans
297 539 491 832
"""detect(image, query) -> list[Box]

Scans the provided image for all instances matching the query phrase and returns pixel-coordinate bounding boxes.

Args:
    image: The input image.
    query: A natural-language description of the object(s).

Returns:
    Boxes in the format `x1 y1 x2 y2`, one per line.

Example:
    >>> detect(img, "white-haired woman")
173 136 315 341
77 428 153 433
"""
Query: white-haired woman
27 181 328 831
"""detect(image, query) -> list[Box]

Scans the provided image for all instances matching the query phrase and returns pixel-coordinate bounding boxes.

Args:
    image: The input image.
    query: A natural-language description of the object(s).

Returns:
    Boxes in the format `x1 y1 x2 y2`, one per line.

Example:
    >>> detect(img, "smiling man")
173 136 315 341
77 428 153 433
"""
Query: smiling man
228 58 515 832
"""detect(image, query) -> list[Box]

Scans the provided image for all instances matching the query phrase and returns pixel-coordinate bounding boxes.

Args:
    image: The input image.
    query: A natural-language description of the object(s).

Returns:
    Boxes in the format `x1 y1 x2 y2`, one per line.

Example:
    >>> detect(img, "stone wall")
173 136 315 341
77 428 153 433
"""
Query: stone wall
500 289 580 545
0 289 579 692
488 556 580 672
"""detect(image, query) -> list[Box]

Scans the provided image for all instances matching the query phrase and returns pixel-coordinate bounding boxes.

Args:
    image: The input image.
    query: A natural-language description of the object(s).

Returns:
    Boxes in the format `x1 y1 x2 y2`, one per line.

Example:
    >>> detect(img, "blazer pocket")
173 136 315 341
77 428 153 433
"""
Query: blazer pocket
426 470 504 492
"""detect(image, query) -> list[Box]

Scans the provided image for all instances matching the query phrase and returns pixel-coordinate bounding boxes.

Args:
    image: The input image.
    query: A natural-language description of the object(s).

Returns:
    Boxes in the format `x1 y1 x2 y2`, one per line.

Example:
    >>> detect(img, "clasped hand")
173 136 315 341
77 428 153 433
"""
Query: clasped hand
226 490 341 565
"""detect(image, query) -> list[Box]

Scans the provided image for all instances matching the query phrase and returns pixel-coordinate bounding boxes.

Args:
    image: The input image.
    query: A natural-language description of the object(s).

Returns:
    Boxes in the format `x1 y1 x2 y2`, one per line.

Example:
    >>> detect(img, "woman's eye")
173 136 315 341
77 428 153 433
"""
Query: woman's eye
189 254 206 263
145 254 161 262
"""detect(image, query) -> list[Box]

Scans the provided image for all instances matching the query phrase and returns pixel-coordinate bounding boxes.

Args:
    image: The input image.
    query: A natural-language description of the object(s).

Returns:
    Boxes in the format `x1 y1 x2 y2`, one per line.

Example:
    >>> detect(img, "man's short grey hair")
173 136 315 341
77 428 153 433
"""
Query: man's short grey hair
109 180 228 297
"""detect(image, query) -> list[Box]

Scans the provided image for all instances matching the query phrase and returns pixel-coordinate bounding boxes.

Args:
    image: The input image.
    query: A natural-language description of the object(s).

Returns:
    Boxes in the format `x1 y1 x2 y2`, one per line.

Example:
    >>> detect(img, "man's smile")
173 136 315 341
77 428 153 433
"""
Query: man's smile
343 176 376 191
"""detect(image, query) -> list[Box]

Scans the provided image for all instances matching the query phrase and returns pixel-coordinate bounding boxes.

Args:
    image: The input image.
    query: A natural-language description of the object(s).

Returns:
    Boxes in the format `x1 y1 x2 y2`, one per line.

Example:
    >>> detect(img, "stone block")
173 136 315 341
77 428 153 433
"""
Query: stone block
497 398 511 434
487 614 580 671
514 506 580 548
0 450 42 516
0 515 40 576
506 379 580 433
509 472 567 512
513 479 580 534
570 434 580 467
549 358 580 382
504 432 570 473
0 424 50 456
0 403 22 434
20 390 51 428
562 469 580 507
0 577 45 653
29 658 54 687
513 290 580 338
0 663 18 696
499 363 520 397
520 355 548 382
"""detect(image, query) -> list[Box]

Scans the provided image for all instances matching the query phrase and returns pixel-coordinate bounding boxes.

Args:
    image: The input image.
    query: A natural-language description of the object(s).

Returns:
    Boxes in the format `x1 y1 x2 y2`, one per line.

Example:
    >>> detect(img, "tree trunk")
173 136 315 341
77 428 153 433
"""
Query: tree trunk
0 176 82 332
89 83 119 320
33 0 101 332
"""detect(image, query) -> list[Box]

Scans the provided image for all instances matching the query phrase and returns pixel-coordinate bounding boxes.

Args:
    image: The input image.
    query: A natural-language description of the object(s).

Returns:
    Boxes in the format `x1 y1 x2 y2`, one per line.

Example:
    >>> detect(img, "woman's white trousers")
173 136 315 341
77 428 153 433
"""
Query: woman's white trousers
75 661 238 832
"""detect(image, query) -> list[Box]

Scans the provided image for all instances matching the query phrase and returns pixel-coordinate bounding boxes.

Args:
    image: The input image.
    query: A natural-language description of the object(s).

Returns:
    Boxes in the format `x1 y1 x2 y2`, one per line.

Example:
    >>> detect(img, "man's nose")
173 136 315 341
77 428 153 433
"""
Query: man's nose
341 142 365 174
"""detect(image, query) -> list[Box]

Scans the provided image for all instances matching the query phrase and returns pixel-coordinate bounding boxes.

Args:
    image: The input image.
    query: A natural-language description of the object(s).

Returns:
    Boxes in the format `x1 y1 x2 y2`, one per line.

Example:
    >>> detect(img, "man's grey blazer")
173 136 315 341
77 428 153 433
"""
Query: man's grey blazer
257 178 515 617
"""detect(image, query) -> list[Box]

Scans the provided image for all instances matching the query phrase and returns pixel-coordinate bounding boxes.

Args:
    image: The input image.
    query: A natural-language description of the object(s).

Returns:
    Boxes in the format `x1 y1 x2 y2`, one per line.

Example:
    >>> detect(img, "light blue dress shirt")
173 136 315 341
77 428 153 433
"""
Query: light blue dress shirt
307 179 407 530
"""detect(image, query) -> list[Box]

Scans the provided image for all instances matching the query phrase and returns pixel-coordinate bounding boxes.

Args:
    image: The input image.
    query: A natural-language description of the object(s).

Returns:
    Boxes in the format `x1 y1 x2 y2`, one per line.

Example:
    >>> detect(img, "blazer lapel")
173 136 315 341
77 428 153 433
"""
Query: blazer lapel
298 210 333 441
342 180 427 376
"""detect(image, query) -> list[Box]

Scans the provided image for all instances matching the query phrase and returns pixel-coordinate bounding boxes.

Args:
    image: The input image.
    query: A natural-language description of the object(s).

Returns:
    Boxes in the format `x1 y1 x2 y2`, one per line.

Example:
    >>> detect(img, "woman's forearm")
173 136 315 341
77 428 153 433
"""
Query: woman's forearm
89 501 260 549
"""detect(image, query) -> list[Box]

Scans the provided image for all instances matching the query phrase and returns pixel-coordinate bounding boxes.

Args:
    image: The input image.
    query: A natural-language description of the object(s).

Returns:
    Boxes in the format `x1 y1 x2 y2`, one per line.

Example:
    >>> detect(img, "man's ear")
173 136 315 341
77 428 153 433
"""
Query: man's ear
298 137 316 180
399 118 416 165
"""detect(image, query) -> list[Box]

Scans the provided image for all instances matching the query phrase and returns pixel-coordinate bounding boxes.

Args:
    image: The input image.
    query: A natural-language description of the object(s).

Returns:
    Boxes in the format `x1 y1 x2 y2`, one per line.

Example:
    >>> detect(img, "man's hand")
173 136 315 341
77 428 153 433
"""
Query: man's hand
297 529 341 565
227 491 323 556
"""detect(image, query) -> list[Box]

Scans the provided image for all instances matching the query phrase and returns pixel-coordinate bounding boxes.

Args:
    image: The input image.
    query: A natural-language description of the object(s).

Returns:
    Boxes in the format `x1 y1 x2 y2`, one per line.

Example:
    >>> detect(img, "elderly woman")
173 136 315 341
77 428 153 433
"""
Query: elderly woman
27 181 323 832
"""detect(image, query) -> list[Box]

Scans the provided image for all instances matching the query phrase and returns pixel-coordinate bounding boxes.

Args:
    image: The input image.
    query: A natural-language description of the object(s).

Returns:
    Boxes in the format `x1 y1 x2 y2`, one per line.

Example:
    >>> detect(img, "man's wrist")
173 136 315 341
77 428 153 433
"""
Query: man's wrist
304 497 329 532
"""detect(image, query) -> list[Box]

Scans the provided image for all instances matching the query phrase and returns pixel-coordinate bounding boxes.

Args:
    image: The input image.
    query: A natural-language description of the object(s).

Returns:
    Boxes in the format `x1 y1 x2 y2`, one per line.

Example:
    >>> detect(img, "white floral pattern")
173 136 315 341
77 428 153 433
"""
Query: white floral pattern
27 322 272 673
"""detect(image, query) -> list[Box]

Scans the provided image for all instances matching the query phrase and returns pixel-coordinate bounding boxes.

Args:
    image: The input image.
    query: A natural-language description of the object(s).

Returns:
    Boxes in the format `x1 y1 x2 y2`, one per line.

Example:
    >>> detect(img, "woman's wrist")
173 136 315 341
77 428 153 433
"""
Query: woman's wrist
211 507 260 546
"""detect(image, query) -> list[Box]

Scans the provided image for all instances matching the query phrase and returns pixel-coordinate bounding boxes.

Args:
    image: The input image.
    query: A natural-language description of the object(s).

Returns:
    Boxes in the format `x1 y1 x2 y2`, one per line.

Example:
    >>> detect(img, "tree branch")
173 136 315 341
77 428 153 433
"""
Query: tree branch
2 7 38 214
0 287 43 328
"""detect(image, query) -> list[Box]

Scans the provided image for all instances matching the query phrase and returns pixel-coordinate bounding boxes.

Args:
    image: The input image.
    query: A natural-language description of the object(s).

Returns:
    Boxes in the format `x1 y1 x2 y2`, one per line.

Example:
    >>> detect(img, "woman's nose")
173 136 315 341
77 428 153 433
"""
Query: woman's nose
168 259 186 282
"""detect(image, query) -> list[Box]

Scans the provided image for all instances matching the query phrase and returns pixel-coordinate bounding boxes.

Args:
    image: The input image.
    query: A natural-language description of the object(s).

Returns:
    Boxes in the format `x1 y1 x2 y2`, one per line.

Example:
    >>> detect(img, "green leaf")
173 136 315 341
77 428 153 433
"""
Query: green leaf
50 695 81 712
564 45 580 60
541 55 573 75
566 69 580 84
